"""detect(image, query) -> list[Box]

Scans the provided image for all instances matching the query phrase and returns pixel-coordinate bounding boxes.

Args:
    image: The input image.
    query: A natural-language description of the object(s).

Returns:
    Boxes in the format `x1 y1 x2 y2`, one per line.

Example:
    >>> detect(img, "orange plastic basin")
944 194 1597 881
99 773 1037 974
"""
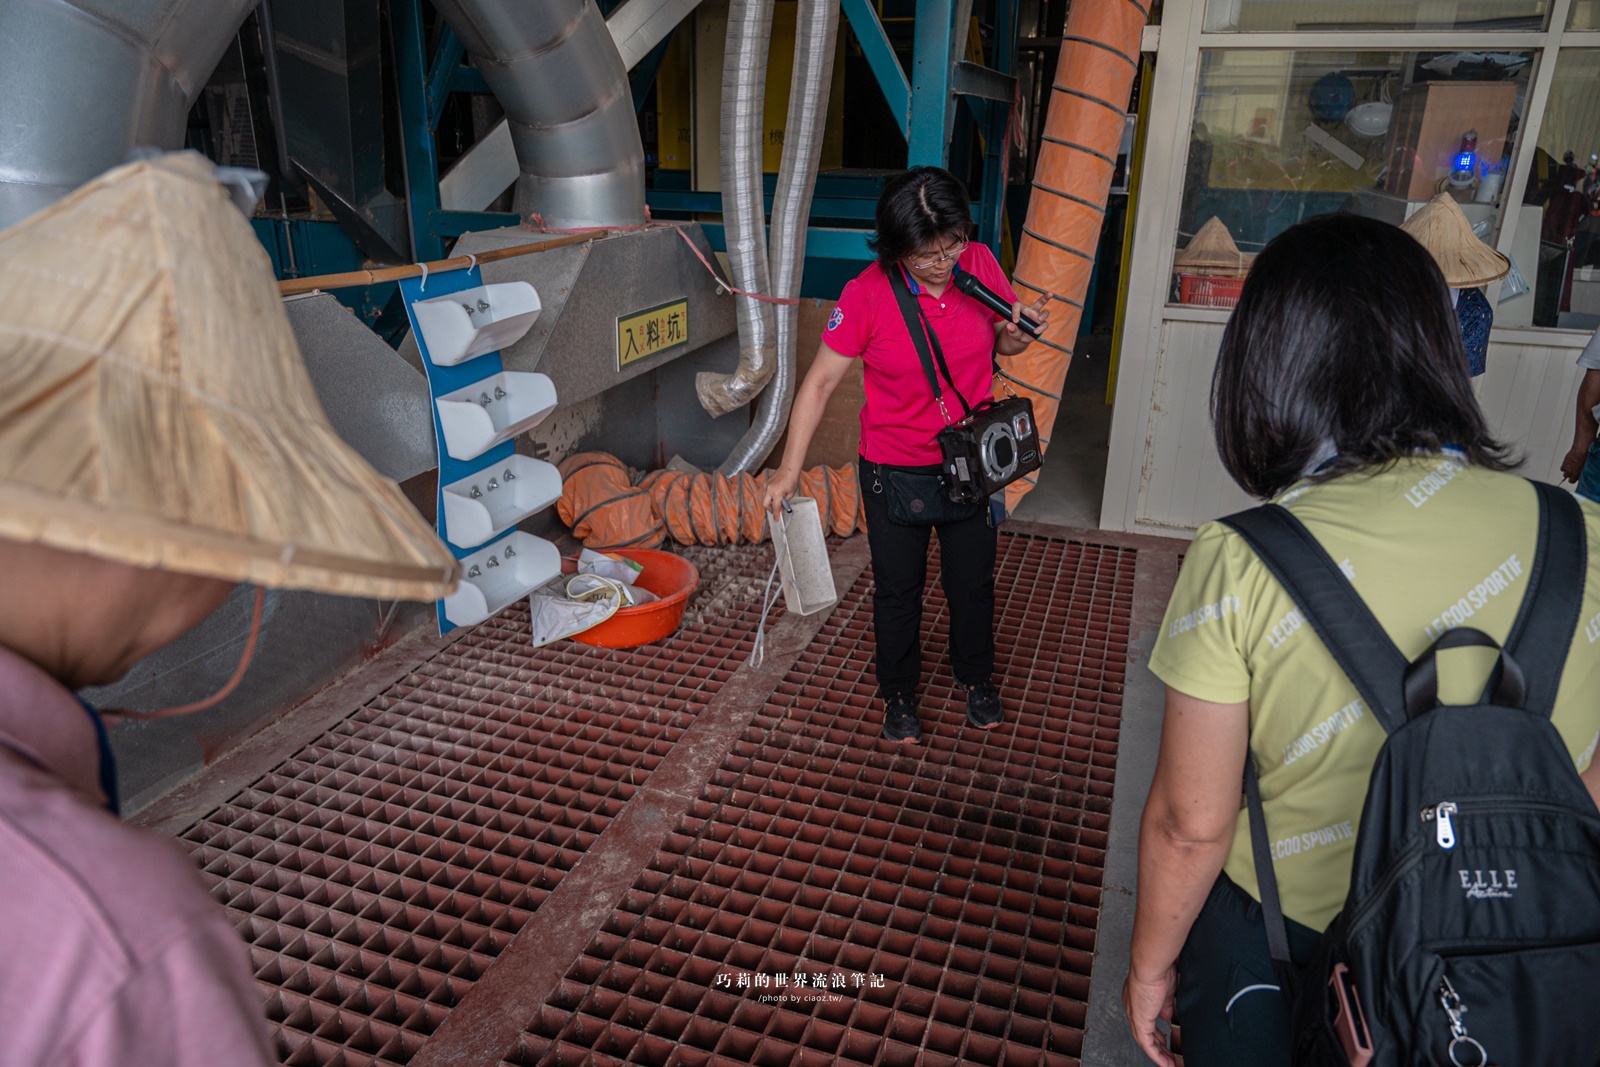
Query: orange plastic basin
566 548 700 648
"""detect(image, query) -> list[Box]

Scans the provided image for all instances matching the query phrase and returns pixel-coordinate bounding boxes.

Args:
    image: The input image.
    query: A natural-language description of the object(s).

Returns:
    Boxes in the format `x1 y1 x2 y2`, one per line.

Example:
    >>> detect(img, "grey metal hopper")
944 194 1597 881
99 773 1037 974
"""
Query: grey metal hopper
285 292 438 484
447 223 737 407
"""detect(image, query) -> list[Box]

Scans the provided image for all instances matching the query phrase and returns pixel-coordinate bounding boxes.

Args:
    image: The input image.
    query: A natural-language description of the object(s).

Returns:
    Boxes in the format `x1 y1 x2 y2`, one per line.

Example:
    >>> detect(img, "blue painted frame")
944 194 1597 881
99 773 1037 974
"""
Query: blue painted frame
391 0 519 264
640 0 1019 277
398 265 521 635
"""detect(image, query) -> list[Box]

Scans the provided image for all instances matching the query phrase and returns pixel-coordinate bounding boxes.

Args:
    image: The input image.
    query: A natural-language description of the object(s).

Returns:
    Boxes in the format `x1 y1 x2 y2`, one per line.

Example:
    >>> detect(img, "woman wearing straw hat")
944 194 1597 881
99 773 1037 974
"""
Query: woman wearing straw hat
1399 193 1511 378
0 154 458 1064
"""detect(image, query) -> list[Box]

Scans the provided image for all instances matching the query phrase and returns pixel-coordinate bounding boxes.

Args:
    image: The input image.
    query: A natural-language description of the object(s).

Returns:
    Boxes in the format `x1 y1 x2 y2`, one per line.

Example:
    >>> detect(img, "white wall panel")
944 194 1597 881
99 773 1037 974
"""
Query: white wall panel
1130 326 1588 536
1479 337 1589 483
1135 320 1256 531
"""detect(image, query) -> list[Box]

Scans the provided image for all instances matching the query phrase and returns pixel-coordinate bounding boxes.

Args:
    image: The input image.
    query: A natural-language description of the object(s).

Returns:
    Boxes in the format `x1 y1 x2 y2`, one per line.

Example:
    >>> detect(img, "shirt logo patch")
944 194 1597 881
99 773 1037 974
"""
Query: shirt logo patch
827 307 844 331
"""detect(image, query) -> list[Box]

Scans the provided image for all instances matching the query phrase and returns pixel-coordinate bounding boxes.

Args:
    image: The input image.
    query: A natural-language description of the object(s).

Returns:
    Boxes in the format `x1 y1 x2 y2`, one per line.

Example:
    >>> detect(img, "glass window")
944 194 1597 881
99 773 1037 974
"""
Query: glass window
1572 0 1600 29
1205 0 1548 33
1171 49 1533 308
1516 50 1600 329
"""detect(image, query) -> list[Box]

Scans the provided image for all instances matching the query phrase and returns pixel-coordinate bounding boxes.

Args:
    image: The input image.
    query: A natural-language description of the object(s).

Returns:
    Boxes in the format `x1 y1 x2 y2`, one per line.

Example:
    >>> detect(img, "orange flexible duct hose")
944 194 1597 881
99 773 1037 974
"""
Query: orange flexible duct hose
996 0 1148 512
557 452 866 550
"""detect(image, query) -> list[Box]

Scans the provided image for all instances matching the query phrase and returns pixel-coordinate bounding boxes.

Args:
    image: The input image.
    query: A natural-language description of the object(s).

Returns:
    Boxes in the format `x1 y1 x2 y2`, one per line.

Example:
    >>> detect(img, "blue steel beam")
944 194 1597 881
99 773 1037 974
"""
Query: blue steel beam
390 0 446 262
697 222 871 262
839 0 909 140
426 26 466 130
972 0 1017 251
392 0 517 262
907 0 956 167
647 189 877 220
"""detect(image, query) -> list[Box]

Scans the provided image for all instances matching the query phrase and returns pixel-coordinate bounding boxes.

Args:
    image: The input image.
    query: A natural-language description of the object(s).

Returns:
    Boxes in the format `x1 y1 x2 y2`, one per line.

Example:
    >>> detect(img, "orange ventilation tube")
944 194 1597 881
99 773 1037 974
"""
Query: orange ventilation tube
997 0 1148 511
558 452 866 551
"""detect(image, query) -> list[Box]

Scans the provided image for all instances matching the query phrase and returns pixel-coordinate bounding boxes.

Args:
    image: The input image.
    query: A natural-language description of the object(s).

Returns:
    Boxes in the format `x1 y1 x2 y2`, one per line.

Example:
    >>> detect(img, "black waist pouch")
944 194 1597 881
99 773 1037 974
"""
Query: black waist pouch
882 467 984 526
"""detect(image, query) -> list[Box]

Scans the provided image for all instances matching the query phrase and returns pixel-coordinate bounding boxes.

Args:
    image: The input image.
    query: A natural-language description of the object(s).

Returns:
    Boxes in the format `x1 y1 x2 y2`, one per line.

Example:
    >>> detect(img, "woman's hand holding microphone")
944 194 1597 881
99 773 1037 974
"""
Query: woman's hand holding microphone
996 290 1052 356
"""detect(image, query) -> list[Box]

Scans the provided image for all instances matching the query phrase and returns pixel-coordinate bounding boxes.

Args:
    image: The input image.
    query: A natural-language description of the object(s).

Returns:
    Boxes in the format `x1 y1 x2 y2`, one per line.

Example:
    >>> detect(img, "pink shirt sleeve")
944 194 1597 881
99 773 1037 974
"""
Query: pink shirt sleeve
822 273 874 358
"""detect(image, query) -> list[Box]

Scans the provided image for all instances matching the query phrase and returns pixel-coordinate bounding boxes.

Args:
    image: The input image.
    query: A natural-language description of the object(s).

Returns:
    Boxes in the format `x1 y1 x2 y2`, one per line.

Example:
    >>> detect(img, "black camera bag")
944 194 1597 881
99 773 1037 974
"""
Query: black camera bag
885 264 1041 505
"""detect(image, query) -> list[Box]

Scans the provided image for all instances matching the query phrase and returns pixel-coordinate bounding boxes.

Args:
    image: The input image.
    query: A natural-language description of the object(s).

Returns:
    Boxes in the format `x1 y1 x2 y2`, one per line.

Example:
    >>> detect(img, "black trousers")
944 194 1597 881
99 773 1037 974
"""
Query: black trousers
859 456 997 698
1173 873 1322 1067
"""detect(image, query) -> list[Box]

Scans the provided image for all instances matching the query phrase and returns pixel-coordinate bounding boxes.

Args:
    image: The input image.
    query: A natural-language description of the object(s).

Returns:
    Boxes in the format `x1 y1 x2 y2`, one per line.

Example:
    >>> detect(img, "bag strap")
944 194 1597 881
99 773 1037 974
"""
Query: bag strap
1243 757 1300 988
1497 481 1587 719
886 264 973 422
1224 503 1411 996
1220 504 1410 735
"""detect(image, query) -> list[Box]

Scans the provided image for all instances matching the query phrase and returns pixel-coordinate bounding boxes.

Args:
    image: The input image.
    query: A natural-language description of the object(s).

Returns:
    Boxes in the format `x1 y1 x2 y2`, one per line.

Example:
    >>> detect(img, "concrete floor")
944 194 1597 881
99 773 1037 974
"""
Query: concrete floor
135 348 1174 1067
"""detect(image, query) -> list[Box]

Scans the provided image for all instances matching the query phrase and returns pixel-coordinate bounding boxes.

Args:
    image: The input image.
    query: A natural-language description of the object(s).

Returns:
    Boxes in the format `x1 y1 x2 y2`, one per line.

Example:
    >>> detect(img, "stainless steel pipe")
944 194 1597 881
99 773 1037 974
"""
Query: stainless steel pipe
432 0 647 228
0 0 258 230
718 0 838 472
695 0 776 420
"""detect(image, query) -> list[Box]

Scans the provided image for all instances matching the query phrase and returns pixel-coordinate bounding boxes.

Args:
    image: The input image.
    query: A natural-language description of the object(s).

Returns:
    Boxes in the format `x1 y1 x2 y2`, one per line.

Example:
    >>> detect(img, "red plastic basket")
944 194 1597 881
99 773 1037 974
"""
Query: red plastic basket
1178 273 1246 308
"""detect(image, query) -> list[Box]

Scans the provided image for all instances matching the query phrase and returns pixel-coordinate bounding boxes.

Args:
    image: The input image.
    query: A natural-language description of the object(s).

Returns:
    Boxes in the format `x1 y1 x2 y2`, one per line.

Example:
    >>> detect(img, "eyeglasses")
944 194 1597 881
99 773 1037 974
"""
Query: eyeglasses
907 241 968 271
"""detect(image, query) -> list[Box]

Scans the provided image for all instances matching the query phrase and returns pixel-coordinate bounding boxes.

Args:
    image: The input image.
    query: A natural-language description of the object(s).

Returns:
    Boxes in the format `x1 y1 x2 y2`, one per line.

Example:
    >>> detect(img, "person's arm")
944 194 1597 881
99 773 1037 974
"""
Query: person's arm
1123 687 1251 1067
1560 368 1600 483
761 343 856 515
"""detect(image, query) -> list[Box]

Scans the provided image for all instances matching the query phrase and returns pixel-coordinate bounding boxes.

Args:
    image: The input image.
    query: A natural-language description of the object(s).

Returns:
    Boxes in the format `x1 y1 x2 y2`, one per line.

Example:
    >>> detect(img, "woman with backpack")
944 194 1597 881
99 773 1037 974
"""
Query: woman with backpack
1122 213 1600 1066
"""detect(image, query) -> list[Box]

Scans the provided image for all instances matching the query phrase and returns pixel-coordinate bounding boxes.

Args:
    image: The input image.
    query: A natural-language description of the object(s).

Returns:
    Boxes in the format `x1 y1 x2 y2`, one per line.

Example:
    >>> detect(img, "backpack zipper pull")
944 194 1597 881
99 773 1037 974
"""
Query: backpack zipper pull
1434 801 1458 849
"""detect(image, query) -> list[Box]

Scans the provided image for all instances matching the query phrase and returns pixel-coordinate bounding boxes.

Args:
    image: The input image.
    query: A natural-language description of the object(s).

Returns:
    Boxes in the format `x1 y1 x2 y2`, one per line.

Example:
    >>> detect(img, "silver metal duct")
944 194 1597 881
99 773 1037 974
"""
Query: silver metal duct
431 0 646 228
0 0 259 230
718 0 838 473
694 0 775 419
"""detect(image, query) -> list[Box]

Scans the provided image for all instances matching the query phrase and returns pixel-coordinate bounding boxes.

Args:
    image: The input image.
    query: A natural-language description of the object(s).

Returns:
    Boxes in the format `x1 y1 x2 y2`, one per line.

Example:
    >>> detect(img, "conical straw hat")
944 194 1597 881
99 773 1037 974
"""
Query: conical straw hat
0 152 459 600
1173 216 1253 275
1400 193 1510 287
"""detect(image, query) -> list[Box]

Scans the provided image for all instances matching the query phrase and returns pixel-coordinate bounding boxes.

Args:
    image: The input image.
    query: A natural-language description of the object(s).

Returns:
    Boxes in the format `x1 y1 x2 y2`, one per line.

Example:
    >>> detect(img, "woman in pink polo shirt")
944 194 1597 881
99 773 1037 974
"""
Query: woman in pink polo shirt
763 167 1048 743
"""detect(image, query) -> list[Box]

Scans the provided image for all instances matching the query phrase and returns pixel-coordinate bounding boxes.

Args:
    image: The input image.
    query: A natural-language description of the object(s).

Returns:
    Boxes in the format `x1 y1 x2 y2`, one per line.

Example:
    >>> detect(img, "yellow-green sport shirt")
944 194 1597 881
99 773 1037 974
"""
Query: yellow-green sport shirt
1150 455 1600 932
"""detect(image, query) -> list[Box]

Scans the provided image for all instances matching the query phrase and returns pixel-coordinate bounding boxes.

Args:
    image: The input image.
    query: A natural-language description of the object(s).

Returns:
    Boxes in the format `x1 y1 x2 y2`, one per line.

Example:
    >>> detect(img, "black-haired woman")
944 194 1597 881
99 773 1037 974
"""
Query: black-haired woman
762 166 1050 744
1122 213 1600 1066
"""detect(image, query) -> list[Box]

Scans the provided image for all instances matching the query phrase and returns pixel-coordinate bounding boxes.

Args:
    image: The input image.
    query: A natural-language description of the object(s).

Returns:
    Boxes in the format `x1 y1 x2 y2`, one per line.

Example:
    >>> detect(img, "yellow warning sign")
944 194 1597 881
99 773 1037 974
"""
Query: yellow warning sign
617 299 689 368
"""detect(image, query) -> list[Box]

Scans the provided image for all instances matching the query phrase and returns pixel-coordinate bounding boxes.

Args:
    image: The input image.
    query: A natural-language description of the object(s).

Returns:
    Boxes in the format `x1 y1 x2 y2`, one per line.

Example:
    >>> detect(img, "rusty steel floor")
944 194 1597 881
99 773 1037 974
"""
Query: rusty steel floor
135 524 1180 1067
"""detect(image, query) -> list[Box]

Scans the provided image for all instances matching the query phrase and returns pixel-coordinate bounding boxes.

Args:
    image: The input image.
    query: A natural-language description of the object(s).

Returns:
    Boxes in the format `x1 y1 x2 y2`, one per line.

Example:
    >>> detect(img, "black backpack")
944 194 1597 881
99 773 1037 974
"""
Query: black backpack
1221 481 1600 1067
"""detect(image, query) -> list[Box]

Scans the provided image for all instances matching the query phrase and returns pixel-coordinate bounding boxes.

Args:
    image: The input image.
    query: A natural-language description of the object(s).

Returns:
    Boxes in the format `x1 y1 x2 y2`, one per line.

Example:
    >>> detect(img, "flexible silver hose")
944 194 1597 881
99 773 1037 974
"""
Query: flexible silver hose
694 0 776 419
0 0 258 229
432 0 646 227
718 0 839 473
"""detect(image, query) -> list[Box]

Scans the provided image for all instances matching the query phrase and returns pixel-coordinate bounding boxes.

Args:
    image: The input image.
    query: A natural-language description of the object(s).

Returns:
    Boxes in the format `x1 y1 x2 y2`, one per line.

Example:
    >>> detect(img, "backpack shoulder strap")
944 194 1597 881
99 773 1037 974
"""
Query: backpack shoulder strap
1499 481 1588 718
1220 504 1410 735
1222 503 1409 987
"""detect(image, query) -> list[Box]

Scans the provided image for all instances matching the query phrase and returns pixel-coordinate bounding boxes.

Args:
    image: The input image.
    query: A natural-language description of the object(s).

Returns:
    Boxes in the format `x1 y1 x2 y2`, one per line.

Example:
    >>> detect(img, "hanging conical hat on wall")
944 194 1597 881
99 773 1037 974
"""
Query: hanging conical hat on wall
1172 216 1253 276
0 152 459 600
1400 193 1510 287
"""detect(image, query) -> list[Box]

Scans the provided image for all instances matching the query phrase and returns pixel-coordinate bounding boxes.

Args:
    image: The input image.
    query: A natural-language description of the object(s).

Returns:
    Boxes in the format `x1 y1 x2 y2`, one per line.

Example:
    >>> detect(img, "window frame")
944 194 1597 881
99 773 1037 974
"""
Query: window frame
1147 0 1600 333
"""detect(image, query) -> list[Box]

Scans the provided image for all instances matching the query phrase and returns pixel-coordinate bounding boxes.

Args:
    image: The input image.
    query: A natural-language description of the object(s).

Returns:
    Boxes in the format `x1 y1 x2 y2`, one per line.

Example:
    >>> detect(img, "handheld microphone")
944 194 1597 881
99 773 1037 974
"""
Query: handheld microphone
953 271 1044 339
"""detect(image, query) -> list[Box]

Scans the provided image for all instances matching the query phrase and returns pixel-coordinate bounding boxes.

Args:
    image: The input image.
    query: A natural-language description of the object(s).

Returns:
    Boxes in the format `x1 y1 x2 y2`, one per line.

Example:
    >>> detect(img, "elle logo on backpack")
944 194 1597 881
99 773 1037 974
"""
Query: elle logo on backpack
1223 481 1600 1067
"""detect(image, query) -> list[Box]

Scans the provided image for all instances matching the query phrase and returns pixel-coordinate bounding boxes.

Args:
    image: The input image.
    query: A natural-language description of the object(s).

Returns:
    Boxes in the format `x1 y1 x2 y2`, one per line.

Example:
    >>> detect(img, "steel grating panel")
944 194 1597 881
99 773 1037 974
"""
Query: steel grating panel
177 543 782 1067
502 534 1135 1066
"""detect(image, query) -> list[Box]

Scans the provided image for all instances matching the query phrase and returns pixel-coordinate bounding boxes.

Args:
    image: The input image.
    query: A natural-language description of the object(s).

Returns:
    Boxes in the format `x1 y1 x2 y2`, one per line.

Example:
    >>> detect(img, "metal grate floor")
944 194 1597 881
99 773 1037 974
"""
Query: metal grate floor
502 535 1134 1066
171 533 1136 1066
179 544 781 1067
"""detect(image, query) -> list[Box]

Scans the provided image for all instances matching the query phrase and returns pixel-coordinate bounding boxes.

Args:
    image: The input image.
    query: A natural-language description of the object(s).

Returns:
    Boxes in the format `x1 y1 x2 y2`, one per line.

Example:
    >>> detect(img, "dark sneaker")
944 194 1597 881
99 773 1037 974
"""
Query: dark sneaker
882 692 922 744
963 680 1003 729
